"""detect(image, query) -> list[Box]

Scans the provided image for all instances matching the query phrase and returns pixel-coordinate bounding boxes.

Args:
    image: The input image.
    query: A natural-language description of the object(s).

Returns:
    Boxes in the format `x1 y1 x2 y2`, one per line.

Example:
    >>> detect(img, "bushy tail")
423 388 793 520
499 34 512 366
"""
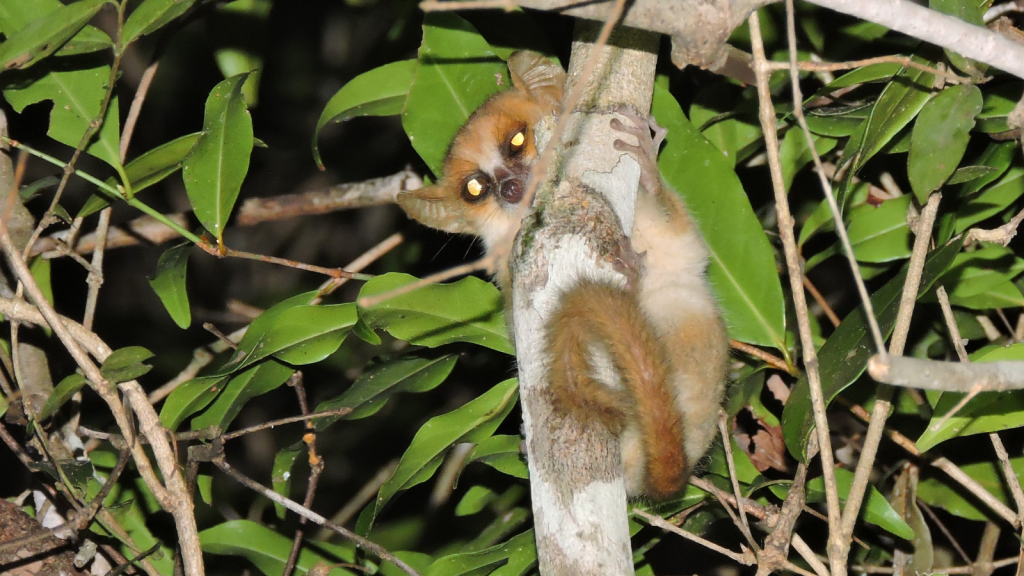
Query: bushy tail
546 281 688 500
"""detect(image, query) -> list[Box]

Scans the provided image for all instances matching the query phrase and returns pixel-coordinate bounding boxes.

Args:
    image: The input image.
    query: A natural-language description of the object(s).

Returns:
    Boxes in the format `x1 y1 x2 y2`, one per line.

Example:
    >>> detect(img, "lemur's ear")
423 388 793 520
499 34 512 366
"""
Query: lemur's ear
507 51 565 112
397 186 473 235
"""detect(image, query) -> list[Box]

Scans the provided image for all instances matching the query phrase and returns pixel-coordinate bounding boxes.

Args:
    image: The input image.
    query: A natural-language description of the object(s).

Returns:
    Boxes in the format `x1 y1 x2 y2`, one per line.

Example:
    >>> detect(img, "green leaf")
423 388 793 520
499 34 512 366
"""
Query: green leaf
313 59 416 169
0 0 106 71
841 57 934 208
191 360 294 431
359 273 512 354
426 530 535 576
918 457 1024 521
401 13 506 176
858 58 936 169
954 166 1024 234
958 141 1017 197
218 291 317 369
201 520 359 576
653 83 786 351
123 0 200 45
946 165 999 186
222 304 356 373
779 128 837 193
37 373 87 421
30 256 53 308
2 55 122 169
100 346 155 384
802 468 913 539
455 486 496 517
940 244 1024 310
148 243 192 329
271 441 302 519
159 374 229 430
976 83 1024 133
55 25 112 57
197 474 213 505
916 345 1024 452
782 239 963 460
314 355 457 429
688 84 762 166
80 133 202 218
847 195 912 263
373 378 519 523
465 435 528 479
908 85 982 201
804 106 869 138
182 73 254 244
817 62 901 91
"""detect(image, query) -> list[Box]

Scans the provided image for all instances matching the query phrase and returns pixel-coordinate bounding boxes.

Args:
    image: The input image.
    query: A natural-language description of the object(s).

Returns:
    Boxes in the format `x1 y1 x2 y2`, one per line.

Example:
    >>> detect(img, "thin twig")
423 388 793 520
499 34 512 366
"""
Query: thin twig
868 355 1024 392
785 0 887 359
852 556 1021 574
719 413 758 553
357 260 485 308
82 207 111 330
842 193 941 565
315 232 404 300
974 522 1001 576
197 242 373 281
842 400 1019 524
758 462 815 576
317 460 400 540
633 508 757 565
282 374 321 576
33 173 417 258
213 455 422 576
764 55 970 84
730 340 794 374
965 206 1024 245
937 286 970 362
236 171 422 226
220 407 352 441
916 499 971 563
803 276 840 328
19 27 128 262
750 9 843 565
420 0 517 10
0 232 204 576
120 61 160 162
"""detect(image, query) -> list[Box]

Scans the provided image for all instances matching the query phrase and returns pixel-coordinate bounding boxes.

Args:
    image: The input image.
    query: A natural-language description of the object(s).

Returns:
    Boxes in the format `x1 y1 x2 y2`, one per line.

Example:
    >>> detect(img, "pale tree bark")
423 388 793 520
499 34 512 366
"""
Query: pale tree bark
512 0 1024 80
510 23 659 576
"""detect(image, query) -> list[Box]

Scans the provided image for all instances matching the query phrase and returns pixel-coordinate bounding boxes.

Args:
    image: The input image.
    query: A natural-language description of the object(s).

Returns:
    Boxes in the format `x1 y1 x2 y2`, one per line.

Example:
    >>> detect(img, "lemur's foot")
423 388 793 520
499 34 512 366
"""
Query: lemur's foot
611 234 646 292
610 105 666 191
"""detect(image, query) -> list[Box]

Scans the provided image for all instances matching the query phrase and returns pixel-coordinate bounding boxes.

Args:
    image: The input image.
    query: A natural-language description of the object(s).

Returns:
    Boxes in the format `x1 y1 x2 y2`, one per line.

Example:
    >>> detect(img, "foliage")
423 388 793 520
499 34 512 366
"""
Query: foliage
0 0 1023 575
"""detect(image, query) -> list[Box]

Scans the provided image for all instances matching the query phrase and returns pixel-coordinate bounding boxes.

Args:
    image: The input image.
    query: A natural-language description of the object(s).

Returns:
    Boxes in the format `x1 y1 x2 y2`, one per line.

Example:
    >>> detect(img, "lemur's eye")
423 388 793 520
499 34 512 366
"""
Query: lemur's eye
462 173 490 202
508 128 526 156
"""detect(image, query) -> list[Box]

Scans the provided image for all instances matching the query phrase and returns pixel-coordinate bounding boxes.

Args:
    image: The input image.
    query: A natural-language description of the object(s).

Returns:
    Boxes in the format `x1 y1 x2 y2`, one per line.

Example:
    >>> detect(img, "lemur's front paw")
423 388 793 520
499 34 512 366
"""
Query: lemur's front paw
610 105 666 191
610 106 666 161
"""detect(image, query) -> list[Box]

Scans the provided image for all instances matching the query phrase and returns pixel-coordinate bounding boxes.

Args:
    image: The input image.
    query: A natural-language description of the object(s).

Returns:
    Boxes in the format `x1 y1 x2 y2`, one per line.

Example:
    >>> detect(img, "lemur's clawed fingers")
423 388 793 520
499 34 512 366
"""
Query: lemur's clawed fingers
610 106 664 174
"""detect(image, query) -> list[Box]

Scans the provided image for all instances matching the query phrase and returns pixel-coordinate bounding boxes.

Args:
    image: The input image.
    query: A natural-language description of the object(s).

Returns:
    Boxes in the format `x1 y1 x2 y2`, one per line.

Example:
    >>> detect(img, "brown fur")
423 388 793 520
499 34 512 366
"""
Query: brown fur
547 282 688 500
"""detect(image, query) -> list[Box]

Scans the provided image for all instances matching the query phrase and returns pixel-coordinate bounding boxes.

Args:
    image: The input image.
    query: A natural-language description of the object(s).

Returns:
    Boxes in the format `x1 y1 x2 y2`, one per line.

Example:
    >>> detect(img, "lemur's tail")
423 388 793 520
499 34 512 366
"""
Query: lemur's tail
546 280 688 500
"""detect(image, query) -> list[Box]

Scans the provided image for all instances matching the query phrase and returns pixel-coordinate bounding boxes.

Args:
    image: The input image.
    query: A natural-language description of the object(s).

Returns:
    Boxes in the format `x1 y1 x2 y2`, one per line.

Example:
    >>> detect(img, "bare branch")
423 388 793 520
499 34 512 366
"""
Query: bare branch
749 9 843 568
868 355 1024 392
